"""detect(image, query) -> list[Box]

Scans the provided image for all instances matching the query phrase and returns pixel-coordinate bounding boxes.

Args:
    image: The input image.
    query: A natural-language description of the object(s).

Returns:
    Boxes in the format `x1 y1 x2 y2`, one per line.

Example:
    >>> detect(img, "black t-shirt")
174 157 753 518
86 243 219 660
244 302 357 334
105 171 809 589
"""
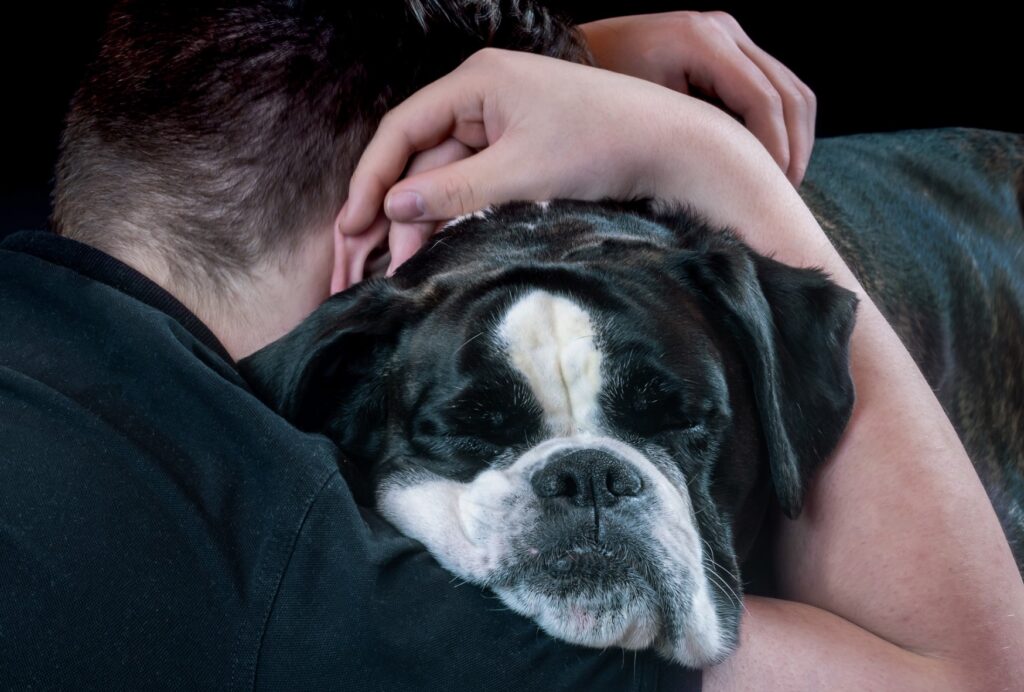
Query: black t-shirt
0 231 699 691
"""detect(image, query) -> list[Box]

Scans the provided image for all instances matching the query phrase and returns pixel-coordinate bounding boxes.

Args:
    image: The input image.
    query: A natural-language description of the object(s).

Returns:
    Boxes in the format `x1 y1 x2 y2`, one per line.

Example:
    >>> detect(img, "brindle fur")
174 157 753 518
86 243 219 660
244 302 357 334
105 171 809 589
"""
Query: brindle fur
800 128 1024 569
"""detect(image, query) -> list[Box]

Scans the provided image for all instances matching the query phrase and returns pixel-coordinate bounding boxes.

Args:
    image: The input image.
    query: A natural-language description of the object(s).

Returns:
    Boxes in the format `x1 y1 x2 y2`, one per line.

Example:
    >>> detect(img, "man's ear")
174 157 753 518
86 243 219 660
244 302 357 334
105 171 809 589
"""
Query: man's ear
331 209 393 294
677 247 858 519
238 280 414 449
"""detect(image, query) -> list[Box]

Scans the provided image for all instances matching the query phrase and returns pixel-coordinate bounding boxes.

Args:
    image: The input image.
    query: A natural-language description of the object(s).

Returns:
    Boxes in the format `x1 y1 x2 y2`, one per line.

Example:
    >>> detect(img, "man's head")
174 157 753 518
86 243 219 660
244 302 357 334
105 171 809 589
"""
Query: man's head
240 199 858 664
53 0 588 354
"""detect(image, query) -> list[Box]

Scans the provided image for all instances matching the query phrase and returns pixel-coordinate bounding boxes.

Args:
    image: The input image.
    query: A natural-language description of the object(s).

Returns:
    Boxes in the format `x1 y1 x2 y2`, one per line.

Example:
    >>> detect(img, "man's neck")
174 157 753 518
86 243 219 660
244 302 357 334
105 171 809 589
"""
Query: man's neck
112 232 334 361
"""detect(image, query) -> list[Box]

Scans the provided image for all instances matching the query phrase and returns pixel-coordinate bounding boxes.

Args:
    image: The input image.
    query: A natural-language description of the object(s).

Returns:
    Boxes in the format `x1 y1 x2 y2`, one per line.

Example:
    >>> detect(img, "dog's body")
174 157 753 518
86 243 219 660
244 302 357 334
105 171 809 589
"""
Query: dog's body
241 126 1024 665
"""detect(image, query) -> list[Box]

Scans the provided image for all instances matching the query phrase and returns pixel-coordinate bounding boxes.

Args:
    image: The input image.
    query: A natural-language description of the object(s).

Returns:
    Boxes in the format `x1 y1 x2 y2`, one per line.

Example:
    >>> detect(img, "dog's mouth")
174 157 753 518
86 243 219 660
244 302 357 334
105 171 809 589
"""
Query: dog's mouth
492 540 664 650
376 436 736 665
495 529 651 590
534 542 631 583
487 527 693 651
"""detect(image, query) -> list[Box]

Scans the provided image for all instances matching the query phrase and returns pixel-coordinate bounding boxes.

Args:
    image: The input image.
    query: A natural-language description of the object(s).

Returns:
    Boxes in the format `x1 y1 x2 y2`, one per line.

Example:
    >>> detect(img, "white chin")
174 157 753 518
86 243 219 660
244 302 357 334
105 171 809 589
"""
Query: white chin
495 586 660 650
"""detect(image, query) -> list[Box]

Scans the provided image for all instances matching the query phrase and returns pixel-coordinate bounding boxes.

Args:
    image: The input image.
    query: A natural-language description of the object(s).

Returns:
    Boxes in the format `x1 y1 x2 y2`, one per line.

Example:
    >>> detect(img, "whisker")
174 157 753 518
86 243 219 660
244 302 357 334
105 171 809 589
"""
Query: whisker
455 331 486 354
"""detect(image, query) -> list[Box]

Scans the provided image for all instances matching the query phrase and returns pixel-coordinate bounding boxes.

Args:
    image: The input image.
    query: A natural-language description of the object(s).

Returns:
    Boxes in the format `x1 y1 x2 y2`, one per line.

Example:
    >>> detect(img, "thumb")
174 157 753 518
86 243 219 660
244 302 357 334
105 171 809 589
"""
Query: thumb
383 145 536 223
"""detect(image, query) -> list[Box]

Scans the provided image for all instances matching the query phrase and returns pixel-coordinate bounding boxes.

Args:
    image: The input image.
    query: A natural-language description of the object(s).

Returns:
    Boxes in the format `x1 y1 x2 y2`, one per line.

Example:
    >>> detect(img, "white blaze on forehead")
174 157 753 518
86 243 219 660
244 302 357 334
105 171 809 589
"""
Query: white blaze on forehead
497 290 602 434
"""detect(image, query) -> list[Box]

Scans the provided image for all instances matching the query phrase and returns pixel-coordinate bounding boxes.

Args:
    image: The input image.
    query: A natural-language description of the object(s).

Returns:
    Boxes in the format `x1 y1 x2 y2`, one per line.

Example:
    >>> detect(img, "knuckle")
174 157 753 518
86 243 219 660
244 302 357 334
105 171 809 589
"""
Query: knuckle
696 21 737 49
706 10 741 32
441 175 478 217
664 10 699 31
756 83 784 113
667 9 698 21
698 17 732 43
782 85 807 114
804 85 818 110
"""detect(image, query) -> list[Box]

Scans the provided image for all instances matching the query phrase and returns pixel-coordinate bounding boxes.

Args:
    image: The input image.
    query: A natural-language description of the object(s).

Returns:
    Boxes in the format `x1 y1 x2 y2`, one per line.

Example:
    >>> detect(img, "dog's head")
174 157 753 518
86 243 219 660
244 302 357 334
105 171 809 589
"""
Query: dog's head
240 200 857 665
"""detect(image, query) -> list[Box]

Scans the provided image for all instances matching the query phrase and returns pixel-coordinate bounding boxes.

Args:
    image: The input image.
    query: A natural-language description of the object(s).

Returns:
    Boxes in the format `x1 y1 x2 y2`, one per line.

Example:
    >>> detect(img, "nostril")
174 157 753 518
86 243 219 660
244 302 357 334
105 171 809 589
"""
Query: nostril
550 473 578 498
531 449 645 507
533 466 579 498
607 466 642 497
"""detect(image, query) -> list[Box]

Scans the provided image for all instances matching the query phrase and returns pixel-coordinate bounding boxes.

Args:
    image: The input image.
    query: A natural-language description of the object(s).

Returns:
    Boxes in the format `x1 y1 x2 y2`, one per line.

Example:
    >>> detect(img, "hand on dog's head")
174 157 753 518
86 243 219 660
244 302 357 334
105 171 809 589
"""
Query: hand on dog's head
239 199 857 665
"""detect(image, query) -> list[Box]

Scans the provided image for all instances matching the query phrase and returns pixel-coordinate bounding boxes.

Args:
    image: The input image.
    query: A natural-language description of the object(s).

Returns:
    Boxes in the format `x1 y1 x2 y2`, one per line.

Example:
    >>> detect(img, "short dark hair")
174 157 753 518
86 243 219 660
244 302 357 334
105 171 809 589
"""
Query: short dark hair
53 0 588 288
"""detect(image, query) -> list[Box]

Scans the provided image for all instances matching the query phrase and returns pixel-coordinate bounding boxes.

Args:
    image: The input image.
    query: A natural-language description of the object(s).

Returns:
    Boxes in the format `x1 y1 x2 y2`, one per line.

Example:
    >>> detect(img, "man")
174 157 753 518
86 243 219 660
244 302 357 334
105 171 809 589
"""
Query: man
2 2 1020 691
0 3 809 689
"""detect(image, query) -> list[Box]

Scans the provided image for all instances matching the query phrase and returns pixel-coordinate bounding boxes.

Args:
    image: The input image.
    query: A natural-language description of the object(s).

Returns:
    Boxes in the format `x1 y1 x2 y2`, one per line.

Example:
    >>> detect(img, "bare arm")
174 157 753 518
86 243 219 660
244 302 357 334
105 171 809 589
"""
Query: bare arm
579 10 816 186
667 126 1024 688
338 50 1024 687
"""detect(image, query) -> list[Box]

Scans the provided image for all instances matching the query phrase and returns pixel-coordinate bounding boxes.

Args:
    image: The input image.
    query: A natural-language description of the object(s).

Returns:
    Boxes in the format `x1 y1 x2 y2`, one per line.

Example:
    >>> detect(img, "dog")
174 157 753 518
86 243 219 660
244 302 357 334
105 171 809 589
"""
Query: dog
240 127 1024 667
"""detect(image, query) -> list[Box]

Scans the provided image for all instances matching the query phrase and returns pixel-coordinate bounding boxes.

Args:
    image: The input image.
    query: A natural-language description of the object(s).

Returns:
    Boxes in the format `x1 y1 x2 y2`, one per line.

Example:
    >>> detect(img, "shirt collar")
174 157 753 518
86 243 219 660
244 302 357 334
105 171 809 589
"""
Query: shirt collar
1 230 234 364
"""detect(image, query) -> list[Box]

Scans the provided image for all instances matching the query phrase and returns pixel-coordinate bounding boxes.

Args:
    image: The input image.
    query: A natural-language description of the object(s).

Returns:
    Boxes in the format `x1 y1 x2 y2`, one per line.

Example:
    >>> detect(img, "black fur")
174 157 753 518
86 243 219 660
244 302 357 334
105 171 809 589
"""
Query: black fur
671 241 857 519
241 197 857 541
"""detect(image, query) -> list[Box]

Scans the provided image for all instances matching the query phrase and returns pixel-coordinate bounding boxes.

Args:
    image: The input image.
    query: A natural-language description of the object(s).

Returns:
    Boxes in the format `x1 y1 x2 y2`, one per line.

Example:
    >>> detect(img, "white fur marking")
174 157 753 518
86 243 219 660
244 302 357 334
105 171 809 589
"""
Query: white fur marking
498 291 602 434
443 206 492 230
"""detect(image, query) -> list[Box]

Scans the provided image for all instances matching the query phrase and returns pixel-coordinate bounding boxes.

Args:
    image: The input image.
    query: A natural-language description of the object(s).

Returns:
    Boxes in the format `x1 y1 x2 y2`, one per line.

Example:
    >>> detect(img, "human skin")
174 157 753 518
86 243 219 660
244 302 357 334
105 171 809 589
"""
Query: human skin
336 49 1024 689
345 10 817 285
579 11 816 186
109 12 816 360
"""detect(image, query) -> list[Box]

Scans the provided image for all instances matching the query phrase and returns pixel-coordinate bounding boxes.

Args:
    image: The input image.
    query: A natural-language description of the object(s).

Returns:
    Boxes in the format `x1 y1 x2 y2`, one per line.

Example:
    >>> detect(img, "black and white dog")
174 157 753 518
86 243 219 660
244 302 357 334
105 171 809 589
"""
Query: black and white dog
243 197 859 665
237 0 1024 669
241 128 1024 666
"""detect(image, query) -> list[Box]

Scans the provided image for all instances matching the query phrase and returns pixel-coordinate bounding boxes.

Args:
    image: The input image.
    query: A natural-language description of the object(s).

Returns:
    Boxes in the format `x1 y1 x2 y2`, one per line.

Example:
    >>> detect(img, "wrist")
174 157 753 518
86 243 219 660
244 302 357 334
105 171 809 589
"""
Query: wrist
648 102 790 231
647 103 862 291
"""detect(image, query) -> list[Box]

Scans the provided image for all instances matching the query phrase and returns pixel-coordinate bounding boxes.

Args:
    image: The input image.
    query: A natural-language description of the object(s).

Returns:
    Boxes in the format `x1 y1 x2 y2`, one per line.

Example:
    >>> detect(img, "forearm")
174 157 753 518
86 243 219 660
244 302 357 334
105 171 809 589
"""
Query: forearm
655 110 1024 683
705 596 964 691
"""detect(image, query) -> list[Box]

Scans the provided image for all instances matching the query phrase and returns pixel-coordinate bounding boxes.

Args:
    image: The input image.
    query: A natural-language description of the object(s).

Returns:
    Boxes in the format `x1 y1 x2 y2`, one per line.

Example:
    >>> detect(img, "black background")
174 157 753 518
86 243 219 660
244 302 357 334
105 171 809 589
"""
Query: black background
2 2 1020 237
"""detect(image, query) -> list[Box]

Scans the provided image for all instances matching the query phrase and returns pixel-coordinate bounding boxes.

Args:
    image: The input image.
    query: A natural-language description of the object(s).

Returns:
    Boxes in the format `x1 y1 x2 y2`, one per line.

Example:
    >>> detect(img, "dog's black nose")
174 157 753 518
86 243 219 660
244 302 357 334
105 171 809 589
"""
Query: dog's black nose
531 449 644 508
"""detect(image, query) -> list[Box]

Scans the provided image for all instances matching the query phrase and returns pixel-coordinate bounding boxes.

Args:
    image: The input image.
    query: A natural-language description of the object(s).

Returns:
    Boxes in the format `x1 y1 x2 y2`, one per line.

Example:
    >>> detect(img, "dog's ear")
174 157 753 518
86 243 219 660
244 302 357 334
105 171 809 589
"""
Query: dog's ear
238 280 415 451
676 247 858 518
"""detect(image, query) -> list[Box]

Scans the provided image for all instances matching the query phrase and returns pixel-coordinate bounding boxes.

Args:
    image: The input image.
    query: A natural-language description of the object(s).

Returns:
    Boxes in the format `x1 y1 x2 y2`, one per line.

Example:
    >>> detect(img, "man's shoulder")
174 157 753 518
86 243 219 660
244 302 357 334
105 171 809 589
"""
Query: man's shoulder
0 232 343 689
0 233 688 692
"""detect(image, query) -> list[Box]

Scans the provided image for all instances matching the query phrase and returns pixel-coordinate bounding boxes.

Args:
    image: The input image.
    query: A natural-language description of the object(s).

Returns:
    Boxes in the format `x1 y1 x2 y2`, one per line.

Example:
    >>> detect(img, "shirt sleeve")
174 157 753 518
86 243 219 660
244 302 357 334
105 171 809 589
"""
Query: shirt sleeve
253 472 701 692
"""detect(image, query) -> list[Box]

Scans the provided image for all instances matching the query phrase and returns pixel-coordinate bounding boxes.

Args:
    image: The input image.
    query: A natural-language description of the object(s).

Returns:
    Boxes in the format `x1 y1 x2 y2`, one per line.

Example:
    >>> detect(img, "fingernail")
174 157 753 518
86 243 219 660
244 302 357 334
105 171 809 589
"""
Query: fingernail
386 191 425 222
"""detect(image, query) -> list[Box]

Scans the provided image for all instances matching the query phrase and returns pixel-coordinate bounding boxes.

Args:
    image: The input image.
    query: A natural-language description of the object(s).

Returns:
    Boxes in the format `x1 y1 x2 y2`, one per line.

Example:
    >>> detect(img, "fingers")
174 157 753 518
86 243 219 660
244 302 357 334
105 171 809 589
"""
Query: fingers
386 220 437 274
339 51 498 235
685 31 792 178
383 144 516 223
707 12 816 186
386 137 476 273
732 38 816 185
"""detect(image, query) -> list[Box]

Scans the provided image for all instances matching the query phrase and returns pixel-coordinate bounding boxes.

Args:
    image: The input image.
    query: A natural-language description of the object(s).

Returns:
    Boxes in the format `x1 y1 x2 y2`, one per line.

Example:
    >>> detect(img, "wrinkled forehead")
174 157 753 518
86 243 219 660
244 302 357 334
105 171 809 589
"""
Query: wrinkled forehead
402 278 726 421
396 201 684 285
387 200 731 413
